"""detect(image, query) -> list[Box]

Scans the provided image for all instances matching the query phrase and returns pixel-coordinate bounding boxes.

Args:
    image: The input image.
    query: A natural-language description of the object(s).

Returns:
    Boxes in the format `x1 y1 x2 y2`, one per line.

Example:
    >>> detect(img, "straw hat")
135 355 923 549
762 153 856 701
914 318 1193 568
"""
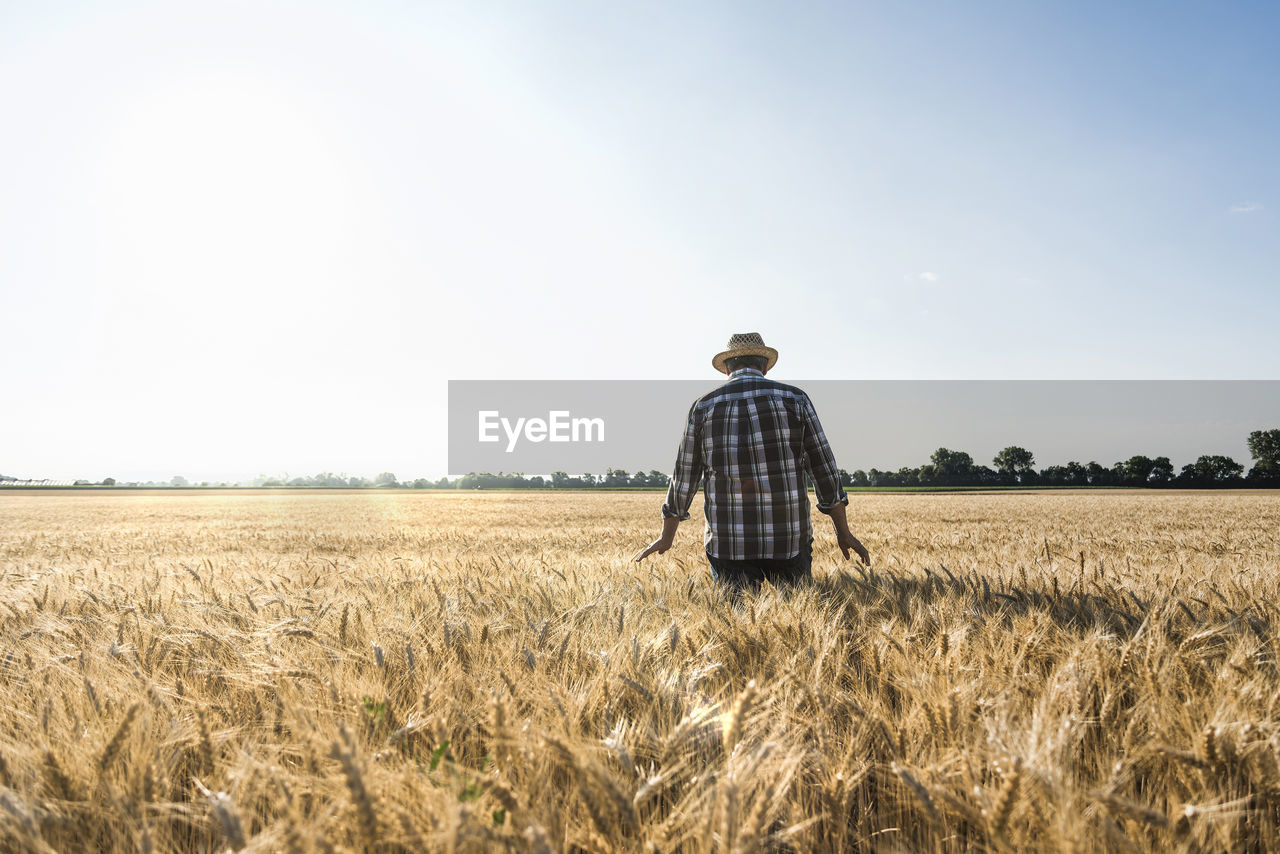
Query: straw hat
712 332 779 374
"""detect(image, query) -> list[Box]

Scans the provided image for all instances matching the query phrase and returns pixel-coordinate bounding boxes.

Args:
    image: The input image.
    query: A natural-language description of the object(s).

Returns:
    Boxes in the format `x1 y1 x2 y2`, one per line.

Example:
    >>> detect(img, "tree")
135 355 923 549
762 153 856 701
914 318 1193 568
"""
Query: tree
374 472 399 487
1249 428 1280 466
1116 455 1155 486
1247 428 1280 484
170 475 189 487
1148 457 1174 485
993 446 1036 484
1177 455 1245 487
929 448 974 486
850 469 869 487
102 477 116 486
1085 462 1111 486
1039 465 1067 486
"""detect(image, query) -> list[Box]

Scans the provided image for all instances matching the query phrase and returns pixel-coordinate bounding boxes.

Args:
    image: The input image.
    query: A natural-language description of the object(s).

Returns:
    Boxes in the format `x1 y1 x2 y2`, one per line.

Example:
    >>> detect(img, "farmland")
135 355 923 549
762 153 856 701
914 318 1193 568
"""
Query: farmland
1 489 1279 852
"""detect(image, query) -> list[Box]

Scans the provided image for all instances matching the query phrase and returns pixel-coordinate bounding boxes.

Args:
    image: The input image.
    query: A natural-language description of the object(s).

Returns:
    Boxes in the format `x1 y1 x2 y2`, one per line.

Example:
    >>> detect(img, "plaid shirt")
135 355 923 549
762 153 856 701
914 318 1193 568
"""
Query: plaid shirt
661 368 848 560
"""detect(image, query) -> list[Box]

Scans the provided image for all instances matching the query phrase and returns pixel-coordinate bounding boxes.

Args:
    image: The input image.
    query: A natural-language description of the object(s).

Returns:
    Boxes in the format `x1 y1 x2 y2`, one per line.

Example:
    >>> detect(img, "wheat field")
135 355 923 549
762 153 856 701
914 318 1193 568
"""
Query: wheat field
1 489 1278 853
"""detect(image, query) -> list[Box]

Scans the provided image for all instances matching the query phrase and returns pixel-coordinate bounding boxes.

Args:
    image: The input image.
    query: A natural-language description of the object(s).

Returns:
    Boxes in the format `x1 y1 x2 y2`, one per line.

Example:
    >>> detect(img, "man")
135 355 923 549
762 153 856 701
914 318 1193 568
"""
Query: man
636 333 870 586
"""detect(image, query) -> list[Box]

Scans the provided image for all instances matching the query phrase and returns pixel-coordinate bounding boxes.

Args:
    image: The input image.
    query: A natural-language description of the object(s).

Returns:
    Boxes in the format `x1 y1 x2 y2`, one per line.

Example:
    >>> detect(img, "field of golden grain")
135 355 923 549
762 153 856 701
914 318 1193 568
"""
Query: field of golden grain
1 489 1278 853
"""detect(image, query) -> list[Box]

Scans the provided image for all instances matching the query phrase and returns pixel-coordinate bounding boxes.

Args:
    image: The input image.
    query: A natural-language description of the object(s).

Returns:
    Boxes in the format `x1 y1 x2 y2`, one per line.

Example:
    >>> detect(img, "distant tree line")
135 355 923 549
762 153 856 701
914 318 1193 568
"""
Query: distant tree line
838 428 1280 488
93 468 674 489
64 428 1280 491
257 470 674 489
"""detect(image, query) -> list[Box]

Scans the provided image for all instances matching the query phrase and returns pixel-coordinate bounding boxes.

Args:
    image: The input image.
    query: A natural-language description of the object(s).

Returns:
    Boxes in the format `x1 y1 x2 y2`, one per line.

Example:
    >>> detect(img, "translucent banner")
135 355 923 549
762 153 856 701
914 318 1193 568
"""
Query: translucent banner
447 380 1280 476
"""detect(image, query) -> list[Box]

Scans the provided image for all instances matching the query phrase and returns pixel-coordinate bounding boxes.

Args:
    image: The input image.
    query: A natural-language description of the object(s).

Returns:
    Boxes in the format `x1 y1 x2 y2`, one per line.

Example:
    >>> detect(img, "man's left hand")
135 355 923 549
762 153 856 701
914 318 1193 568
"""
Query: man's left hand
635 536 674 562
636 517 681 562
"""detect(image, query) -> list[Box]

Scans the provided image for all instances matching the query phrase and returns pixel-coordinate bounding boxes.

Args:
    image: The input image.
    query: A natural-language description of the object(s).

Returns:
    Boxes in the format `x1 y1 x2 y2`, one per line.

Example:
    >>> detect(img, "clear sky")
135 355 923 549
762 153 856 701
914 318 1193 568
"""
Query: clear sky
3 1 1277 482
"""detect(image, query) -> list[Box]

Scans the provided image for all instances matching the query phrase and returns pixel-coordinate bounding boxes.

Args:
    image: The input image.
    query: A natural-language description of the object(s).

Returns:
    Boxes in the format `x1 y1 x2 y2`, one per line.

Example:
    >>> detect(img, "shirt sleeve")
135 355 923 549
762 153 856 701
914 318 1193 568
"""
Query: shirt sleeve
799 392 848 514
660 401 704 520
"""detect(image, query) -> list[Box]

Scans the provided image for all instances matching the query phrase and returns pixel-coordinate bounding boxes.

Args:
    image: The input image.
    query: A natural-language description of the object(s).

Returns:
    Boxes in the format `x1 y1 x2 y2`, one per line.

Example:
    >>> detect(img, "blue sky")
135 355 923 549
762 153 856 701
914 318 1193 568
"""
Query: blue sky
2 1 1277 481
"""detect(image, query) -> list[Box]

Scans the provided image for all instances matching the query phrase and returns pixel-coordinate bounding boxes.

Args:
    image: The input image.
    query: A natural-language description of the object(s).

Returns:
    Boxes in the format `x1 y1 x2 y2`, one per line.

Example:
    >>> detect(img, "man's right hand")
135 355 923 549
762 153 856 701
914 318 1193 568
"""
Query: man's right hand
837 530 870 564
828 502 870 564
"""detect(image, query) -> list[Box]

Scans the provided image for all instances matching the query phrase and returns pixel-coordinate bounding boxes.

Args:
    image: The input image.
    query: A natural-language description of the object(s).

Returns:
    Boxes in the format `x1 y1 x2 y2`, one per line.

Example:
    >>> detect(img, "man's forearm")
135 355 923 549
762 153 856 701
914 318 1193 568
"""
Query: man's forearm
658 515 680 544
828 501 853 536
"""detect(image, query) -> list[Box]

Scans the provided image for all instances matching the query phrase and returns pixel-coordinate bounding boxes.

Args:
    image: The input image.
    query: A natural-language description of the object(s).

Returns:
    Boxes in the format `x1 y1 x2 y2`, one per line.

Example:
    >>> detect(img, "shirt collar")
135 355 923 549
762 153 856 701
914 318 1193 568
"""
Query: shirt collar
728 367 765 380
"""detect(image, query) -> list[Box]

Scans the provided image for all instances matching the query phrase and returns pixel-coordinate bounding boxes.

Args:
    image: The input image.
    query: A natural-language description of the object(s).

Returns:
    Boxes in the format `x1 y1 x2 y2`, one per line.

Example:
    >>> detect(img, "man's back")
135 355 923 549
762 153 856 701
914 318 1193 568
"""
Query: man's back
636 333 868 579
661 367 848 561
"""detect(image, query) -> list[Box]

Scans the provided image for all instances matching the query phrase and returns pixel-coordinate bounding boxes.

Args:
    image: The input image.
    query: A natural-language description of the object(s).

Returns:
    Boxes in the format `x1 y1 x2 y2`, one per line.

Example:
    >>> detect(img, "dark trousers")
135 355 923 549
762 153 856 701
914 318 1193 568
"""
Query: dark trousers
706 538 813 589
